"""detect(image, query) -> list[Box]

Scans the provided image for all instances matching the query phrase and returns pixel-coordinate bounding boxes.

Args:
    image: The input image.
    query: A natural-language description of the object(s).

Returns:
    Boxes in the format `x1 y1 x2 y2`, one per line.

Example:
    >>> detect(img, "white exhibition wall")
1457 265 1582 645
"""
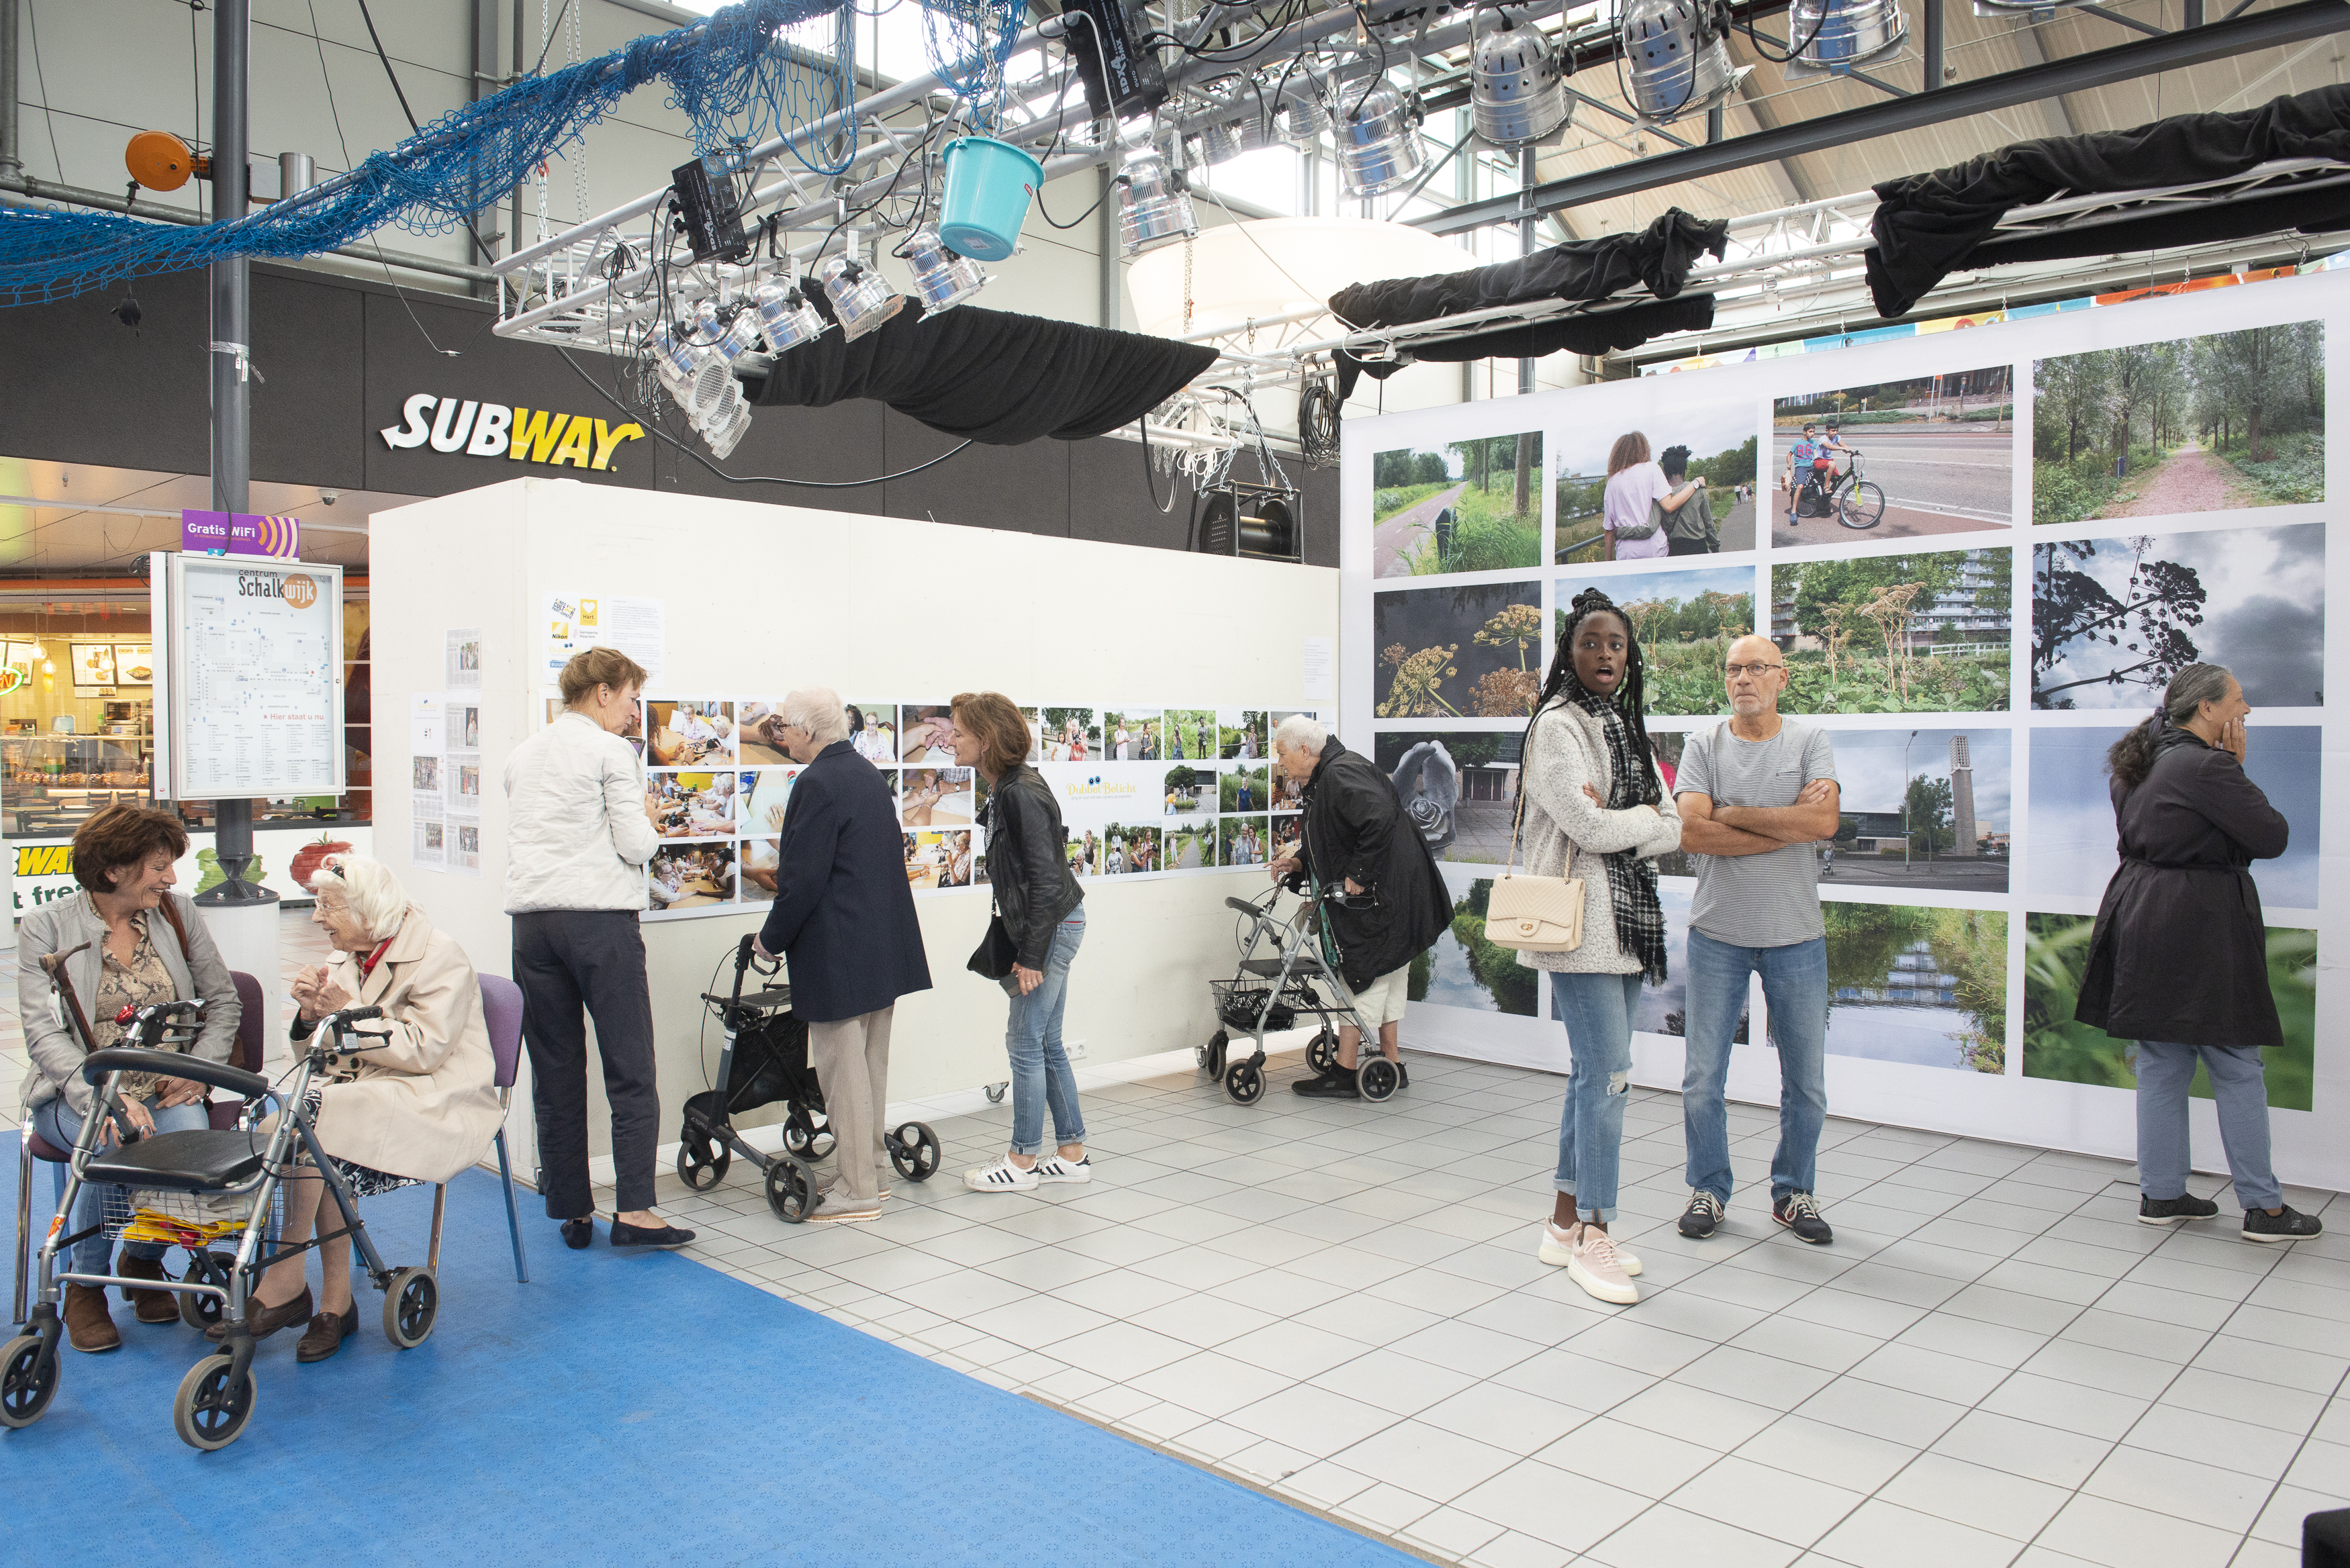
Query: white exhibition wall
1343 266 2350 1193
371 477 1336 1169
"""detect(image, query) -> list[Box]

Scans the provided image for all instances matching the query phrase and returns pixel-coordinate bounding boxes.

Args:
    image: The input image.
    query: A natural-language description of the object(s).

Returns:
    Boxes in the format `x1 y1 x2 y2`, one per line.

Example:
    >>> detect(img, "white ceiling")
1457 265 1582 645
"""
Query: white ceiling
0 454 396 577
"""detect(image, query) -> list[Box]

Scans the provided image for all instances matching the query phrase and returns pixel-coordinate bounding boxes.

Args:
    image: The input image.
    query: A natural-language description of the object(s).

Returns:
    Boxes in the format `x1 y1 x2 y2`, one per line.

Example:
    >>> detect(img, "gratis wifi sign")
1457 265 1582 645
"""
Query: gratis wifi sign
379 395 643 471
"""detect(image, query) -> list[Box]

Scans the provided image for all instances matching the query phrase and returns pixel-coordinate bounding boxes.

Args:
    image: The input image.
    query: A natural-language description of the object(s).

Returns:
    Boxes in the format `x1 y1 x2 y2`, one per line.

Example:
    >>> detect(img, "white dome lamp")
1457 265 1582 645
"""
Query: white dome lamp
1470 15 1570 148
1619 0 1740 124
1787 0 1907 70
751 269 831 352
898 226 989 315
1334 81 1426 198
1116 142 1198 255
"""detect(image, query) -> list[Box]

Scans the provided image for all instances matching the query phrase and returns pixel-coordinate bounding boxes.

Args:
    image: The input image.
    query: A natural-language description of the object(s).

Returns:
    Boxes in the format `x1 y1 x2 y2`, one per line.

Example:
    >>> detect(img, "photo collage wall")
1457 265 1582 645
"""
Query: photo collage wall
568 697 1325 918
1345 268 2342 1173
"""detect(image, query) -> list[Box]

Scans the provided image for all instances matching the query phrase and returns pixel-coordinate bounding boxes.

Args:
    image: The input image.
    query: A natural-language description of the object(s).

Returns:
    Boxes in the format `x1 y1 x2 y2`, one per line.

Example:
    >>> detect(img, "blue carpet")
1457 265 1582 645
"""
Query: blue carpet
0 1133 1412 1567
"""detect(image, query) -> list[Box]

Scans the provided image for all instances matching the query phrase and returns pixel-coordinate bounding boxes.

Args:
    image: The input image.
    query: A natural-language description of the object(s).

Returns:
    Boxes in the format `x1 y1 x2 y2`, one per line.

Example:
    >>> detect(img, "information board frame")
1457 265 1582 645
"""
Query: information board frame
152 552 345 802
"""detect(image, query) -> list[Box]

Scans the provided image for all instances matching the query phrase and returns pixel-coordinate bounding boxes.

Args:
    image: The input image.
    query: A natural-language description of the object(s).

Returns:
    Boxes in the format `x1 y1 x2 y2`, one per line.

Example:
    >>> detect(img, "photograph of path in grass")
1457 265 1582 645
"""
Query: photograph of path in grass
2022 914 2313 1110
1554 398 1757 565
1771 548 2012 713
1554 562 1756 716
1372 434 1545 579
2032 322 2323 523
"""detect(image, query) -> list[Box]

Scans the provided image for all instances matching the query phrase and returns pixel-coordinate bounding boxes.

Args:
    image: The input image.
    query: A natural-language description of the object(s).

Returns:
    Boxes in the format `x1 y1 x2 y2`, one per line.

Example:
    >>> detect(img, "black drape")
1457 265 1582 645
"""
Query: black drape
1327 207 1729 332
1334 294 1717 401
1867 85 2350 320
743 302 1216 445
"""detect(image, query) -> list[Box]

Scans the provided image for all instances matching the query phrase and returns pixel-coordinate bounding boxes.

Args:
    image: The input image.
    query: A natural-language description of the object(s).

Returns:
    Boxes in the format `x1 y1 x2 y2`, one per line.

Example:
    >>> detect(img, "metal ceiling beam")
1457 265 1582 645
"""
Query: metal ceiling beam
1410 0 2350 236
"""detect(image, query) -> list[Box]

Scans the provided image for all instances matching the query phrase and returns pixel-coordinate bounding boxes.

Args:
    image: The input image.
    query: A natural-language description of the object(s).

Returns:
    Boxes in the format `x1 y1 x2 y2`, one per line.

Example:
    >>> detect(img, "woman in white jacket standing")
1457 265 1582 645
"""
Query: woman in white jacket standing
502 647 694 1253
1517 587 1681 1305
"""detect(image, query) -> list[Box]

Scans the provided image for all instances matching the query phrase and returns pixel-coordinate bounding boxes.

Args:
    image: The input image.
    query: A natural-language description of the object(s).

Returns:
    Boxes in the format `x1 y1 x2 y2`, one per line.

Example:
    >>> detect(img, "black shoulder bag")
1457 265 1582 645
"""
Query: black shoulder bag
968 785 1019 979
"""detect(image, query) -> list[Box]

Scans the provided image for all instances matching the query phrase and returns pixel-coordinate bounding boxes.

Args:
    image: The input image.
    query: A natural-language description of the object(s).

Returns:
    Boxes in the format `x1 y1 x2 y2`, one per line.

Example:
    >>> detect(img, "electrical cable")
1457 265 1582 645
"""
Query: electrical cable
354 0 422 132
1137 417 1177 515
556 345 978 488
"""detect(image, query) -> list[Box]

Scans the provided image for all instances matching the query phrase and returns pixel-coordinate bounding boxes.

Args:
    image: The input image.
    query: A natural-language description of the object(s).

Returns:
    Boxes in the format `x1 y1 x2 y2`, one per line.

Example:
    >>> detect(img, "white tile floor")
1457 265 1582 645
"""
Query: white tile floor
9 912 2345 1568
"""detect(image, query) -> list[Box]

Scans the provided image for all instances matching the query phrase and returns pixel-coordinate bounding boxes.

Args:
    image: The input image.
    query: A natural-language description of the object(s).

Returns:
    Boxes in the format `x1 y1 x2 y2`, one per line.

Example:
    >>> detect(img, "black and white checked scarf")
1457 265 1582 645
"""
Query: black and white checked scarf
1565 682 1668 986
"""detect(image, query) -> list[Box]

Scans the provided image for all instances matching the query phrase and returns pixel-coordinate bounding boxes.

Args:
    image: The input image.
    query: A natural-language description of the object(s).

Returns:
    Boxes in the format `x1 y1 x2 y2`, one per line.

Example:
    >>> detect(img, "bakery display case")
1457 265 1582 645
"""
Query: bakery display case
4 732 154 836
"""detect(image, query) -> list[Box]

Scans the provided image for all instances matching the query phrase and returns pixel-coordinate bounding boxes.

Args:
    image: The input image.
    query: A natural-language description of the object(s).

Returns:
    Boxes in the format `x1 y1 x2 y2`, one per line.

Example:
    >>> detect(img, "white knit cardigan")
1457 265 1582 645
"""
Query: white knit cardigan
1508 698 1682 975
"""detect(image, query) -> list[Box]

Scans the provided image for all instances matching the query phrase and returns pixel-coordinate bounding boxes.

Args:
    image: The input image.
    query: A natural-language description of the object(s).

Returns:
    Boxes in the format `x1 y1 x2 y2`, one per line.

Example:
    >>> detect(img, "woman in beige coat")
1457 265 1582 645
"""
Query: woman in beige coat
224 852 499 1363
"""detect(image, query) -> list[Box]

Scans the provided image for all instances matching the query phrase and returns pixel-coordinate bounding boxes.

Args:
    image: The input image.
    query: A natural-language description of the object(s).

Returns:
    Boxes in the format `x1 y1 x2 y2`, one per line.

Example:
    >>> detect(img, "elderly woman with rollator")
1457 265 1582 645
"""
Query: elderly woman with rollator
754 689 933 1223
2077 663 2320 1242
1268 713 1450 1099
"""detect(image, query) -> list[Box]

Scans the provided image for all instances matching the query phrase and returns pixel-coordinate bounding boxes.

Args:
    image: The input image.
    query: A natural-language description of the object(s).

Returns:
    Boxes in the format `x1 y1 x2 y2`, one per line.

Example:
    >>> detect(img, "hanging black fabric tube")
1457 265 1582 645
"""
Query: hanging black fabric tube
1327 208 1730 334
1333 293 1717 401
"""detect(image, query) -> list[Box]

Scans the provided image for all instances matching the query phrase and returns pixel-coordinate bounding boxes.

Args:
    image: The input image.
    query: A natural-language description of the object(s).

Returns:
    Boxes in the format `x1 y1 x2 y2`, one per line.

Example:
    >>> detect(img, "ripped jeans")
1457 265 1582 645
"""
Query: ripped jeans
1551 971 1641 1224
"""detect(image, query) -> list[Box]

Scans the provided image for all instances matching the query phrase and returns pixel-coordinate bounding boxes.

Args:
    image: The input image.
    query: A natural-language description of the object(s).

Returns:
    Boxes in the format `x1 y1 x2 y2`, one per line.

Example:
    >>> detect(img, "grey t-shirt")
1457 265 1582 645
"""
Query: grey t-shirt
1675 718 1838 946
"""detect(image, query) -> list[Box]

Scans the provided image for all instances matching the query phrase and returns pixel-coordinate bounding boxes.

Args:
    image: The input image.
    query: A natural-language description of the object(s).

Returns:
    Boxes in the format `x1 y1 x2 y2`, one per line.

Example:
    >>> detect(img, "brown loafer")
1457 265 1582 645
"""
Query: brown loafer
118 1253 181 1325
63 1283 122 1353
204 1284 314 1344
296 1307 360 1364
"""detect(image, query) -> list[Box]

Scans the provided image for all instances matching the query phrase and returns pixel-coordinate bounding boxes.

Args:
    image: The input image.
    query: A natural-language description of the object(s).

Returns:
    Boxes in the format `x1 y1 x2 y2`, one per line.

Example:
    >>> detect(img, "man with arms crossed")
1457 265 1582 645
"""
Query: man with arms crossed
1673 635 1841 1244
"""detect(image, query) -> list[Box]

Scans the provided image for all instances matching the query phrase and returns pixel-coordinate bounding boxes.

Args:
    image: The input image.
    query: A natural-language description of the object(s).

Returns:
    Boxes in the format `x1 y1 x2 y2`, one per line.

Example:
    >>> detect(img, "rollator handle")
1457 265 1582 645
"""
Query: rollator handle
80 1046 270 1101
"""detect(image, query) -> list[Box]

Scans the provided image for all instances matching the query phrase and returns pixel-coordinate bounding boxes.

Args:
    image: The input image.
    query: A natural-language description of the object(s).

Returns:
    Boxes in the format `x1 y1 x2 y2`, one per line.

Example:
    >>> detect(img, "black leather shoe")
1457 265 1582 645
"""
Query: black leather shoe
560 1216 595 1250
610 1219 695 1251
1291 1073 1360 1098
296 1308 359 1364
205 1284 314 1343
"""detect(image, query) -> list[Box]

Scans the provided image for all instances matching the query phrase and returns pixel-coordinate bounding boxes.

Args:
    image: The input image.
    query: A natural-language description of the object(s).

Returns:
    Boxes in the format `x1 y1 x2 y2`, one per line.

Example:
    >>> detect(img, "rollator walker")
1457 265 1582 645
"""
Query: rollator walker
1201 881 1389 1106
3 992 441 1451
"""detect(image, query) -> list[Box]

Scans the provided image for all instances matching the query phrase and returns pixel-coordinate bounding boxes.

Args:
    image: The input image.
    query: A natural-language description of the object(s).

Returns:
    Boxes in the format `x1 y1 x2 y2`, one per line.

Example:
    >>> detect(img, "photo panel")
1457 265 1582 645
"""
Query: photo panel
739 837 780 903
1220 763 1271 814
2032 321 2322 524
454 761 483 811
898 703 956 764
1822 728 2012 894
1372 580 1545 719
2022 914 2313 1110
1771 548 2012 714
1103 709 1162 761
2032 524 2324 709
1039 707 1100 762
1218 814 1271 867
650 841 735 911
1164 708 1218 763
1410 873 1537 1017
1219 708 1269 762
1103 822 1161 874
1019 706 1042 763
647 769 737 839
904 829 973 891
900 766 976 828
741 767 799 839
1555 561 1758 717
412 755 440 791
843 699 896 765
1270 813 1302 866
1065 826 1104 878
1821 901 2006 1073
1553 388 1757 565
1373 730 1521 865
1372 432 1546 579
1166 821 1216 870
737 699 788 765
2026 726 2320 909
646 699 735 767
1636 880 1751 1038
1162 761 1215 818
1772 364 2015 542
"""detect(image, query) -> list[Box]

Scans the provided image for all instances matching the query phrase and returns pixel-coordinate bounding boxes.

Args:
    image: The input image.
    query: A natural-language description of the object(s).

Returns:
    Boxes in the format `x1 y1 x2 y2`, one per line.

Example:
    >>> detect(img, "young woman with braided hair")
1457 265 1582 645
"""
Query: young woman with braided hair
1515 587 1681 1304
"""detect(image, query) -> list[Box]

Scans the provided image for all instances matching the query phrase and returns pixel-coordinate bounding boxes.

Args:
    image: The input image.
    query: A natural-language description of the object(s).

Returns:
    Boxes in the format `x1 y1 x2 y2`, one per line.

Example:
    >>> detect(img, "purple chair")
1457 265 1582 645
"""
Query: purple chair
14 970 267 1324
471 974 530 1284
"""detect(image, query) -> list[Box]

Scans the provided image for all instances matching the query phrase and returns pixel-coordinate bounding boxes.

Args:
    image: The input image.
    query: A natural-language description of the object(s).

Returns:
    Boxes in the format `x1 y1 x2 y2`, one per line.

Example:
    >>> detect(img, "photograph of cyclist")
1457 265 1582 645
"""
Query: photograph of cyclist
1773 369 2016 543
1784 422 1854 524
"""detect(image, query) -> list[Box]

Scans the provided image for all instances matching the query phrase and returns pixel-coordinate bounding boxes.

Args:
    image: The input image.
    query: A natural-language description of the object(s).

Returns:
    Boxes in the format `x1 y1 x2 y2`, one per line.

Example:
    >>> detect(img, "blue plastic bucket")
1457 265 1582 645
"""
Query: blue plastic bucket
937 136 1043 263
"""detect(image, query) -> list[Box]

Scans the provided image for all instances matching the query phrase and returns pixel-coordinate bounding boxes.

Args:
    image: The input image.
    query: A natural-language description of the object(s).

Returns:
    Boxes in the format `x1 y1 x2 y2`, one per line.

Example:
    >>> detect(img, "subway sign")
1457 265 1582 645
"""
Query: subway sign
379 395 643 471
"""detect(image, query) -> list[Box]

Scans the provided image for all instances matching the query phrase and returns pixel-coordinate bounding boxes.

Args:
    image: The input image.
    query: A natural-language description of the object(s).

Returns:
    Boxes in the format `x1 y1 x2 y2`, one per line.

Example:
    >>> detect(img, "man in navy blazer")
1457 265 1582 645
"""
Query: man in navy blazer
754 687 933 1223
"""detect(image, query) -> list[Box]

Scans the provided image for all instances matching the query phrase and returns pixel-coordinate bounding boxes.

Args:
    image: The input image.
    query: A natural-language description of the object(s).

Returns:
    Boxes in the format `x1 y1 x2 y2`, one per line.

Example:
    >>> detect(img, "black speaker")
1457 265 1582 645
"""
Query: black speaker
1060 0 1168 123
1196 482 1301 562
671 154 751 264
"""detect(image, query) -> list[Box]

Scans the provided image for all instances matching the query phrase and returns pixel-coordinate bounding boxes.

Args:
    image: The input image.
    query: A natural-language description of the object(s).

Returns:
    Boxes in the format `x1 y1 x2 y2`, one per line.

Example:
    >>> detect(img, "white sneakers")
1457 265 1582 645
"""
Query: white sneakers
1031 1154 1091 1184
1537 1218 1641 1304
964 1153 1092 1191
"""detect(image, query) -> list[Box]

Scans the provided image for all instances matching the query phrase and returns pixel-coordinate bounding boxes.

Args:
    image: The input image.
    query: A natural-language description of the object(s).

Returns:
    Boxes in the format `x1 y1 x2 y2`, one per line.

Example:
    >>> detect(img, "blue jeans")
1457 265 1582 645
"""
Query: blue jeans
1552 972 1640 1223
32 1095 212 1276
1683 930 1828 1206
2136 1040 2282 1212
1001 908 1087 1157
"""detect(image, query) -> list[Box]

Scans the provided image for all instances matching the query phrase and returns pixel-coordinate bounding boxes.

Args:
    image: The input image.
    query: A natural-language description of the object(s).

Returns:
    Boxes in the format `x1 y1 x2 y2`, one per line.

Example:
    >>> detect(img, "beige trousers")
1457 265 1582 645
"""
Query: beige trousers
806 1006 895 1205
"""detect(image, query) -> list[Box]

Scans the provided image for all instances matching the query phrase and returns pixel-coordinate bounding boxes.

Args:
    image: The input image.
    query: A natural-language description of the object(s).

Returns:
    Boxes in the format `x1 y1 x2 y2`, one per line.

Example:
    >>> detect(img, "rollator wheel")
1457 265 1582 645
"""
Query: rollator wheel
1306 1028 1340 1076
889 1122 943 1183
784 1111 834 1162
171 1353 257 1451
676 1130 730 1191
0 1334 58 1429
1223 1059 1264 1106
765 1154 818 1223
1205 1030 1229 1079
984 1082 1008 1105
383 1267 439 1349
1357 1057 1401 1102
178 1251 234 1329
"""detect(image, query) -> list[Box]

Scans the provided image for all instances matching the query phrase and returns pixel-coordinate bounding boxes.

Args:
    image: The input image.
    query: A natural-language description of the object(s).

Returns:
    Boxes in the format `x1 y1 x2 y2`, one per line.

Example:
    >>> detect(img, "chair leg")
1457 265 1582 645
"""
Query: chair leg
496 1128 529 1284
428 1184 446 1274
11 1135 32 1326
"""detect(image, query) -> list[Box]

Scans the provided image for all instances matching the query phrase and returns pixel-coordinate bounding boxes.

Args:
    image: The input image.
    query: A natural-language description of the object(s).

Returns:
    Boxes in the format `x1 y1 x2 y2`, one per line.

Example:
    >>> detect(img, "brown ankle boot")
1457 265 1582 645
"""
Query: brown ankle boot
205 1284 314 1344
117 1254 181 1325
63 1283 122 1353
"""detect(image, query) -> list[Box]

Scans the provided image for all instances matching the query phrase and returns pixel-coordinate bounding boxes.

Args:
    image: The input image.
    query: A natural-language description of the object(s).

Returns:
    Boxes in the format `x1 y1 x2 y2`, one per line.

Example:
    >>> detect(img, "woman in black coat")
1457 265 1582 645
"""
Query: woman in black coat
949 691 1091 1194
755 688 933 1224
2076 663 2320 1242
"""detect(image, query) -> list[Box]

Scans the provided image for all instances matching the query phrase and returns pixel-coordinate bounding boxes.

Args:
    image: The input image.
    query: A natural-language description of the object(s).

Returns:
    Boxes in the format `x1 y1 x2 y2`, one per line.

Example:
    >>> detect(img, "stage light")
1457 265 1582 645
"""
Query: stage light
1334 82 1425 198
1278 90 1328 144
752 275 831 351
1620 0 1739 123
1470 15 1570 148
899 226 988 315
1787 0 1907 67
691 296 763 360
1117 143 1197 255
818 243 906 343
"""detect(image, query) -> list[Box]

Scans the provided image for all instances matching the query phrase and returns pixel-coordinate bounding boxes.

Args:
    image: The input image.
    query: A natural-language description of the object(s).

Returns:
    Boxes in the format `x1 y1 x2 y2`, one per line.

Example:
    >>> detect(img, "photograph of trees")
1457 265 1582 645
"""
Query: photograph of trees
1374 581 1544 718
1221 764 1271 812
1040 707 1100 760
1553 401 1758 563
1558 563 1756 716
2032 523 2322 709
2023 914 2313 1110
1219 709 1269 760
2032 322 2323 524
1771 548 2011 713
1407 877 1536 1016
1372 434 1545 578
1822 903 2007 1073
1634 881 1746 1040
1163 764 1213 816
1166 824 1215 869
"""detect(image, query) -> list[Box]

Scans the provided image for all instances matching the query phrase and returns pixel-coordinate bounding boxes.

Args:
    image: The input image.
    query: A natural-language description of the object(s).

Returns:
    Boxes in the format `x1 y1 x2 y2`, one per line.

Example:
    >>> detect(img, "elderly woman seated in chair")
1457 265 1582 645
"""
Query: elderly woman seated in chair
214 852 499 1364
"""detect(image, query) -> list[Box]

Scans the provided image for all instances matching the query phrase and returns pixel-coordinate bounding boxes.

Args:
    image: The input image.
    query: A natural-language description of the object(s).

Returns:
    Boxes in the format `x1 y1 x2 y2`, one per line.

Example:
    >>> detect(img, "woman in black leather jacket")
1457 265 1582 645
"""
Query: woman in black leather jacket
950 691 1091 1193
